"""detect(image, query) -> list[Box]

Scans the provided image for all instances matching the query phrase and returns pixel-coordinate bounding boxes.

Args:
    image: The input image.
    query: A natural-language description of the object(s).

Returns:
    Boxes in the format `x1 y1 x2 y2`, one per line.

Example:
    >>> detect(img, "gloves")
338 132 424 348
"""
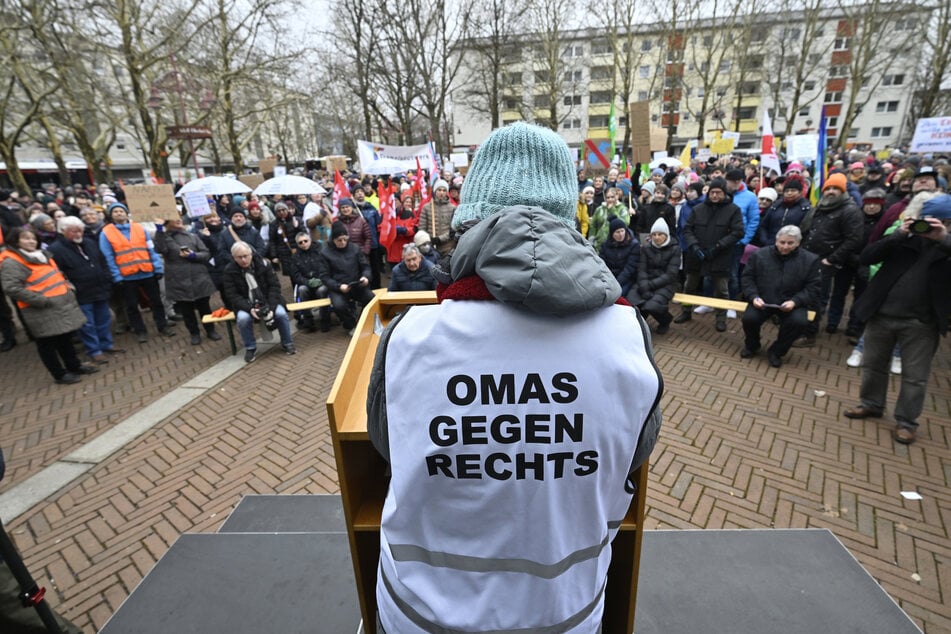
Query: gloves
432 236 443 247
708 244 720 258
307 277 322 289
690 244 706 261
396 226 407 236
186 252 197 260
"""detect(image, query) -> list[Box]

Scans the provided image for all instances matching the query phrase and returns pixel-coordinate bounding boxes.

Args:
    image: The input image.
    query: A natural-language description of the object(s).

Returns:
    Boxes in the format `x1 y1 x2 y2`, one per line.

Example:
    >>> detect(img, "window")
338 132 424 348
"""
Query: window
696 86 705 98
638 65 651 79
687 62 695 71
876 100 899 113
833 37 851 51
750 29 767 43
829 65 848 78
563 95 582 105
502 118 519 126
798 107 810 116
746 54 764 69
664 76 679 89
871 126 893 137
824 91 842 103
564 44 584 57
702 35 714 47
895 17 917 31
737 106 756 120
699 61 709 73
505 72 522 85
618 116 627 127
562 118 581 129
815 27 825 37
637 90 649 101
535 94 550 107
883 74 905 86
848 127 859 138
534 70 550 83
808 53 821 64
564 70 582 82
504 98 518 109
651 114 659 122
641 39 652 52
589 115 610 128
741 81 759 95
783 27 801 39
591 42 612 55
827 116 838 128
589 91 612 104
804 80 816 91
781 81 793 92
682 112 690 121
719 59 732 72
591 66 613 80
716 87 728 97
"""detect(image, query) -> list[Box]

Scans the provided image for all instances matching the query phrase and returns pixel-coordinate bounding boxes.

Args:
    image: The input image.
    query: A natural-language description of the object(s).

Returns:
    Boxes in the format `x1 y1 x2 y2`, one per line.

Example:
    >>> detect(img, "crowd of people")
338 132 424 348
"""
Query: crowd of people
0 143 949 442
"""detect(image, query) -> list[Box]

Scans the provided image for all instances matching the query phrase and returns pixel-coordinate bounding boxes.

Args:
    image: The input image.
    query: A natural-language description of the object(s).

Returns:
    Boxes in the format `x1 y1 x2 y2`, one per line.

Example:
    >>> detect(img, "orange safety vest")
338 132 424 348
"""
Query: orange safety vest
4 250 70 309
102 223 154 277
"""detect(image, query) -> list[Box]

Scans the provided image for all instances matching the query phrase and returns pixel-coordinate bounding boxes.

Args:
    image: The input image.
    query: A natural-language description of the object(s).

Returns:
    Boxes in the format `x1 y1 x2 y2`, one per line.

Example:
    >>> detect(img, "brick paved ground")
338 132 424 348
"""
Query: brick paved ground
1 307 949 632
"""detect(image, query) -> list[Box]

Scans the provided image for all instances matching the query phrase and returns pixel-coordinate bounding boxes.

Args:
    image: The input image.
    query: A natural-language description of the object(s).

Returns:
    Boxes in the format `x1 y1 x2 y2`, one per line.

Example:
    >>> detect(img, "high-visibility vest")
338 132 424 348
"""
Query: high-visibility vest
102 223 154 277
3 250 70 309
376 301 662 633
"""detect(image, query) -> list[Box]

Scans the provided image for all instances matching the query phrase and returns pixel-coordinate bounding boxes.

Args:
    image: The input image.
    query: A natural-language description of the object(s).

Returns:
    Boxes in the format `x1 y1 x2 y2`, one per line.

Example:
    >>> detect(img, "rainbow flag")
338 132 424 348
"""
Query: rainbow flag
811 107 828 207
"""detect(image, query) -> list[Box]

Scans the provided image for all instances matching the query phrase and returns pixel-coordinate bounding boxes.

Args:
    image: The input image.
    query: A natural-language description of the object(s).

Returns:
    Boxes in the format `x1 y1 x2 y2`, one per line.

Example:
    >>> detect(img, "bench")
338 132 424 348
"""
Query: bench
672 293 816 321
201 289 385 355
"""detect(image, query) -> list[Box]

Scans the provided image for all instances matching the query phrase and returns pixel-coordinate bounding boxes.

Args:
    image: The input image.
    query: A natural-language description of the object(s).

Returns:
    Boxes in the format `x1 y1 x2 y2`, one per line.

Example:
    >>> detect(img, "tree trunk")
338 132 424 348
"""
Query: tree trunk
39 117 71 186
0 147 31 195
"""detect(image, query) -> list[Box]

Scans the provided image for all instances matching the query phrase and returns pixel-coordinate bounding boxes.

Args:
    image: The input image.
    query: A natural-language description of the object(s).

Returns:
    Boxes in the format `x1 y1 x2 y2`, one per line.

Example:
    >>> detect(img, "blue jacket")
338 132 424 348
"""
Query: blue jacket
678 196 705 252
359 202 381 249
731 183 760 245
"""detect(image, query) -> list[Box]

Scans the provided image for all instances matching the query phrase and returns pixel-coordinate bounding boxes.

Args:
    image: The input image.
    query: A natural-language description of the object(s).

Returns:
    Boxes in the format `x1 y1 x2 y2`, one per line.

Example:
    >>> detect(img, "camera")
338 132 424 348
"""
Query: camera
252 301 278 330
910 219 933 235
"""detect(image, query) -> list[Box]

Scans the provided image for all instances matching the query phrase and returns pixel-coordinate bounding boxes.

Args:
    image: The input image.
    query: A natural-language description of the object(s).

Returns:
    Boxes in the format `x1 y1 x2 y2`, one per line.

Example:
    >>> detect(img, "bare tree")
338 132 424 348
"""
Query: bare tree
330 0 382 142
905 0 950 128
529 0 579 131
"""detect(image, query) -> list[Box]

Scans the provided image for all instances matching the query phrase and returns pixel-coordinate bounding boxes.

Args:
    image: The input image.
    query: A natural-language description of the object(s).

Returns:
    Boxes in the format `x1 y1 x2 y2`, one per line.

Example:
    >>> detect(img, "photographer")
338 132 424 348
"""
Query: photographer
0 448 83 633
222 241 295 363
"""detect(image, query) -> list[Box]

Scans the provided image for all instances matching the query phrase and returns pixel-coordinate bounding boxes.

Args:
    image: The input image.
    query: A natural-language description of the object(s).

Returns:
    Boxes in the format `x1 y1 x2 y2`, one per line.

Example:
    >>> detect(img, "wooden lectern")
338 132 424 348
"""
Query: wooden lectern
326 291 649 634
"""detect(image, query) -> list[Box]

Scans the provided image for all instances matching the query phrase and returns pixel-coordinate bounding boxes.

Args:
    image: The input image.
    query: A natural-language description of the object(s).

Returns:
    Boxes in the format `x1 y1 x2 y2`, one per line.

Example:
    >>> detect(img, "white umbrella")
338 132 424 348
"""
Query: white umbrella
650 157 682 169
253 175 328 196
175 176 252 197
362 157 408 175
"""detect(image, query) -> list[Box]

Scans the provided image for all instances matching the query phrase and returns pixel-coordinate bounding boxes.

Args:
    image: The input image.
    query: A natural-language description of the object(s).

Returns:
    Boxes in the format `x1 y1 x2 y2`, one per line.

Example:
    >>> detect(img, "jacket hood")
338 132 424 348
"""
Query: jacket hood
450 205 620 315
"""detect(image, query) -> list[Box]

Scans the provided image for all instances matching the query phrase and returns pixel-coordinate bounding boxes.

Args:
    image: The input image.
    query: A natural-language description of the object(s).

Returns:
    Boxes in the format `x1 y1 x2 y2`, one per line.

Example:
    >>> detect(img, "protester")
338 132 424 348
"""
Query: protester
599 216 640 296
318 221 374 334
632 218 681 334
388 244 436 291
289 232 330 332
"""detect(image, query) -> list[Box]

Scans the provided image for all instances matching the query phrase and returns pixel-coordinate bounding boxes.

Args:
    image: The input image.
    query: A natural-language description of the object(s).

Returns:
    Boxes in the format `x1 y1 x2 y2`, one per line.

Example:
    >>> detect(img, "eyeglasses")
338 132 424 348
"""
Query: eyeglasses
297 238 310 245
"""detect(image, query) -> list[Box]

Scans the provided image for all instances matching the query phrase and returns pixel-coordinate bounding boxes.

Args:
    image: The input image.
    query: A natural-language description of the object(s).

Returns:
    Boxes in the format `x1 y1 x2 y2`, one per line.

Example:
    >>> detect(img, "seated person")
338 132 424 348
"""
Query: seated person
632 218 682 334
388 244 436 292
318 222 375 334
740 225 821 368
222 241 295 363
599 216 639 296
289 232 330 332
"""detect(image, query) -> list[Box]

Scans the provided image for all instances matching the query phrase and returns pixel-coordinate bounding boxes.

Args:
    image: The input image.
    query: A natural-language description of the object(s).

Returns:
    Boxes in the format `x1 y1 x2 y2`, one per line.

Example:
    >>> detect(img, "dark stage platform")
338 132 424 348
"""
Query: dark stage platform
99 495 920 634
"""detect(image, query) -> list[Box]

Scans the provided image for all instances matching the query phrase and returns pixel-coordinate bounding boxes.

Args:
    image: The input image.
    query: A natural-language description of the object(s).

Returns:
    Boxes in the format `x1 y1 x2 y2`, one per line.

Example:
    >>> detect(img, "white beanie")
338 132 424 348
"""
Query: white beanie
650 218 669 235
433 179 449 191
758 187 778 202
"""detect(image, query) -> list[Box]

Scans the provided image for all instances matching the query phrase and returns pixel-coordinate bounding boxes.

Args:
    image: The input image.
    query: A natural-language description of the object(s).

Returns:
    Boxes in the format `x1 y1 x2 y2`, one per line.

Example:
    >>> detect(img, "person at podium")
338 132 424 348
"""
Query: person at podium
367 122 664 633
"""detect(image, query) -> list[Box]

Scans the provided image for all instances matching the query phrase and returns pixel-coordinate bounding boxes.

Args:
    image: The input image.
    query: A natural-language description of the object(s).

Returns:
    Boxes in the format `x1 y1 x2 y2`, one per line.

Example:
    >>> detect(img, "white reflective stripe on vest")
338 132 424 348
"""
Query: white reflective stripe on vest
378 300 661 633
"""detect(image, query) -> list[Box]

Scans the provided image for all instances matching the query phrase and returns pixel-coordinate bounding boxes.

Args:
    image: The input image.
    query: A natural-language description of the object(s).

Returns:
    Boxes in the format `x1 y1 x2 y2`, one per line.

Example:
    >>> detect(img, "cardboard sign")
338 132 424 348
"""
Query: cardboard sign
322 155 349 171
238 174 265 189
629 101 652 163
124 184 179 221
258 158 277 177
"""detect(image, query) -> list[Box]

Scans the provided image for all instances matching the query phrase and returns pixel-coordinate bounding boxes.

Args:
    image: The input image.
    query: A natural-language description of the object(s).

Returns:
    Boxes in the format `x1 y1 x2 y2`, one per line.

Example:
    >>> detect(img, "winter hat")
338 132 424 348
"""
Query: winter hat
331 221 348 240
725 168 745 182
232 195 246 206
707 177 728 193
822 173 848 194
105 202 129 220
921 194 951 220
650 218 670 236
433 179 449 191
608 216 627 235
758 187 778 202
786 161 804 174
866 163 884 175
849 162 865 172
862 188 887 206
783 175 805 192
651 168 665 178
102 194 118 205
0 190 10 202
914 166 939 185
641 181 656 195
453 122 576 230
414 230 432 247
230 205 247 218
338 197 354 209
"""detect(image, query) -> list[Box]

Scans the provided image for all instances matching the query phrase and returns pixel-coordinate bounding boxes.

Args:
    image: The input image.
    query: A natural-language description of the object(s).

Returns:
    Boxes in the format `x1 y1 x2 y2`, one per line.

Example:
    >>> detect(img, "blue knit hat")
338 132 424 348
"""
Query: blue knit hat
921 193 951 220
452 122 576 230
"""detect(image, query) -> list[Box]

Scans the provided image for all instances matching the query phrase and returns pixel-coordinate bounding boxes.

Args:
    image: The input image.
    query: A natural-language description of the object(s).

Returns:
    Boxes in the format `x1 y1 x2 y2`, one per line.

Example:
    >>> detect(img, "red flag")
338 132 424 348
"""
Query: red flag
378 180 397 250
331 170 348 219
624 164 631 180
414 157 431 206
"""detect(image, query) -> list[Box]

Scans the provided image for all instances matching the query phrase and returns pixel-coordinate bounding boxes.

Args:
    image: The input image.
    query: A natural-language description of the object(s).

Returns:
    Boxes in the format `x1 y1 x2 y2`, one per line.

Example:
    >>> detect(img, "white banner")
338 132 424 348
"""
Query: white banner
786 134 819 162
909 117 951 153
357 140 438 175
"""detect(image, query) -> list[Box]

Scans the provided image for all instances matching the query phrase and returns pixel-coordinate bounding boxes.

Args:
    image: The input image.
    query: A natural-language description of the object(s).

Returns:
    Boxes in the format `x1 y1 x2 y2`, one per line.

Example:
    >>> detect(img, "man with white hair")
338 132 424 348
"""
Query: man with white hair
49 216 119 363
739 225 821 368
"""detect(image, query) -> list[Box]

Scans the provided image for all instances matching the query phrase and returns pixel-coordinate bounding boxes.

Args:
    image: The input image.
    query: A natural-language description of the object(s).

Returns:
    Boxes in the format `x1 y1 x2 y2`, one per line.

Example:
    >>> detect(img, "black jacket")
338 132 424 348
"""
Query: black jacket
683 198 745 275
801 194 863 267
47 235 113 304
636 201 676 236
741 245 821 310
388 260 436 291
289 245 324 288
318 242 371 291
599 228 640 295
757 197 811 246
222 254 286 314
853 230 951 335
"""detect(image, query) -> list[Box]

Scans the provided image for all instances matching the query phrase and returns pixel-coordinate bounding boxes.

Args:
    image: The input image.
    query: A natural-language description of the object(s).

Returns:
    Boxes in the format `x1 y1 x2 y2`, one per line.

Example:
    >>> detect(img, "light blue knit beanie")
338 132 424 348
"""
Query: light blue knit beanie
452 122 576 230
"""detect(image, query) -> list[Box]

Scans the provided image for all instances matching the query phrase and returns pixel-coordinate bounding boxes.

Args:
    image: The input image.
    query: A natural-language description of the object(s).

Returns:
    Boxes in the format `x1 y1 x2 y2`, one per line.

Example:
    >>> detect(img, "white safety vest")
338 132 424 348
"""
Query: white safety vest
378 300 661 633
